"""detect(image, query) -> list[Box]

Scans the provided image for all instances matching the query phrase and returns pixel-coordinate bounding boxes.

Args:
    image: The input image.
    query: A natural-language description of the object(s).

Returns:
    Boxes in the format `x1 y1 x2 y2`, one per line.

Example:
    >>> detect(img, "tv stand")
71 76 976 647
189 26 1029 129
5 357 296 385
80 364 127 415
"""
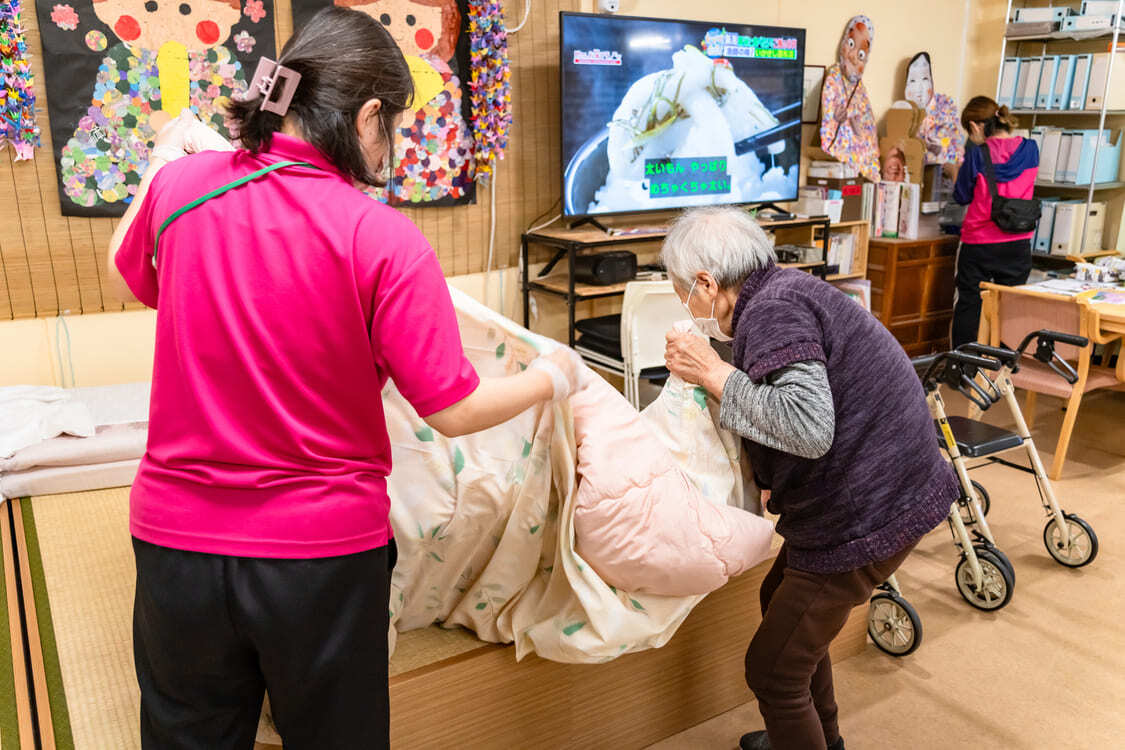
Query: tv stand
567 216 611 233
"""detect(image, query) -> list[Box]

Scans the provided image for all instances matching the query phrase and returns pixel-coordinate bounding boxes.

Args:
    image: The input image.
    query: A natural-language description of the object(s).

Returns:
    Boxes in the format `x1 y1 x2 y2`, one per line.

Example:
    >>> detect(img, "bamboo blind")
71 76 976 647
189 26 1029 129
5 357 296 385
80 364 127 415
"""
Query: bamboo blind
1 0 573 320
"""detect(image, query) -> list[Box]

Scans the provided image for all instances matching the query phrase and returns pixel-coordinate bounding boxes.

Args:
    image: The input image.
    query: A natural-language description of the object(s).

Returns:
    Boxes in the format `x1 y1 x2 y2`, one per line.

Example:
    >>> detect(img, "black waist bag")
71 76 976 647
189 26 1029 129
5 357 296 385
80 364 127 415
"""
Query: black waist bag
980 143 1040 233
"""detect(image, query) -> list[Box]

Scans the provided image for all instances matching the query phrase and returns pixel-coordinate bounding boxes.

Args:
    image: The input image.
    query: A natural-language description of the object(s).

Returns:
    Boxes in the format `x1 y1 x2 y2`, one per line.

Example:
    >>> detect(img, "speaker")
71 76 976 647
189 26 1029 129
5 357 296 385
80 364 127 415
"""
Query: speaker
574 251 637 286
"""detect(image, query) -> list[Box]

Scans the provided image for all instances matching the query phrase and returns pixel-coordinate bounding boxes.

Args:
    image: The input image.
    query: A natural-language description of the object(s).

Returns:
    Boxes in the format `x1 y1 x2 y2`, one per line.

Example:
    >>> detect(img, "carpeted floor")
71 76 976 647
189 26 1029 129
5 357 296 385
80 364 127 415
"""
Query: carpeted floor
649 389 1125 750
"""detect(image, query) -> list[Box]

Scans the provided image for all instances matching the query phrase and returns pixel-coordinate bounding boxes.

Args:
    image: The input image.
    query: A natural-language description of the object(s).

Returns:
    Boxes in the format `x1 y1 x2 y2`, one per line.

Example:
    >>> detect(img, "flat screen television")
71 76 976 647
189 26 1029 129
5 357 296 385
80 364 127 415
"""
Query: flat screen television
560 12 806 219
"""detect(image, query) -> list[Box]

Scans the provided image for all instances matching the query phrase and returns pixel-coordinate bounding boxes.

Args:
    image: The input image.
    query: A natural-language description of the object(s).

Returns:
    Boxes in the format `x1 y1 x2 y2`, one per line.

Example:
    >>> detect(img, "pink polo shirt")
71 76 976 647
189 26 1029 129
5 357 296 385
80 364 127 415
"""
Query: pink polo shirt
116 134 479 558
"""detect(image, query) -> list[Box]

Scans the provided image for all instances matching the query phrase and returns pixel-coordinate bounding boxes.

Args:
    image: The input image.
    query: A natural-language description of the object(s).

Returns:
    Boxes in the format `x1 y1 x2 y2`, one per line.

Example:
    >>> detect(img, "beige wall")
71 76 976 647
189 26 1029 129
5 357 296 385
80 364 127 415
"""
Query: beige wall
610 0 985 127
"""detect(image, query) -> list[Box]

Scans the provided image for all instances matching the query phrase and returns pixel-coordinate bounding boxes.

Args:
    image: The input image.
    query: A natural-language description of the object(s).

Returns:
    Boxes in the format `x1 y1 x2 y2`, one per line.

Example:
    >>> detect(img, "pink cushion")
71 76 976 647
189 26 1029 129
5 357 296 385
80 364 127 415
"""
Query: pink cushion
570 375 774 596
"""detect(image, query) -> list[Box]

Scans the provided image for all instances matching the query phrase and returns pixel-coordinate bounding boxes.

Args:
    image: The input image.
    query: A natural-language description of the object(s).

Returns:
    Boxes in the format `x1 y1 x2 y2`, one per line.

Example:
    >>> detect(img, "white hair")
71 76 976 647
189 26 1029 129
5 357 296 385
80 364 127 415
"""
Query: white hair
661 206 777 290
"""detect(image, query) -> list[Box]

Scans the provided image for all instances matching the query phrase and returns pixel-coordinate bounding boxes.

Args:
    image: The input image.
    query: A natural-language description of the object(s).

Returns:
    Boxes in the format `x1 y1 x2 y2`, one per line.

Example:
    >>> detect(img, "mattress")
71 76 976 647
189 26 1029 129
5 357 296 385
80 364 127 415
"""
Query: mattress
0 383 148 500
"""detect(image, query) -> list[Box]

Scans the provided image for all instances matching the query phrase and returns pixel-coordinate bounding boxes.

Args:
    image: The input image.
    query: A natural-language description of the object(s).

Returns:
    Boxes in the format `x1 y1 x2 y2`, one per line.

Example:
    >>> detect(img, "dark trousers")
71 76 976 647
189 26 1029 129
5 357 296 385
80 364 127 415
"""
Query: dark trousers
952 239 1032 348
745 542 915 750
133 537 396 750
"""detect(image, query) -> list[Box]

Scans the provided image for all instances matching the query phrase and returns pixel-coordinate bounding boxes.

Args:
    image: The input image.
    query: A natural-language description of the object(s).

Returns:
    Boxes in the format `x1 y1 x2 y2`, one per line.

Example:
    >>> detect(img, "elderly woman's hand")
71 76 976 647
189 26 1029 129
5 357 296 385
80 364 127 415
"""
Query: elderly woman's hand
664 330 736 398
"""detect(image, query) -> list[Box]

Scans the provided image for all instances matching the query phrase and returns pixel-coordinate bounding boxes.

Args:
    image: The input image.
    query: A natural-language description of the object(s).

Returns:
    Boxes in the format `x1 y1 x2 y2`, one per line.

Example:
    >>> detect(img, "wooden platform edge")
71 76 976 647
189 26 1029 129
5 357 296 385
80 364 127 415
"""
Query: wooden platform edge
262 555 868 750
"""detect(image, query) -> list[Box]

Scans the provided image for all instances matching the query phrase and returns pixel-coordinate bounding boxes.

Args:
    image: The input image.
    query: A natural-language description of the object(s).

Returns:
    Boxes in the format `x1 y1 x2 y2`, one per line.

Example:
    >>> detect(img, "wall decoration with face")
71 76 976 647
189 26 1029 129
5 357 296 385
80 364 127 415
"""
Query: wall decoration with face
904 51 964 165
35 0 276 215
333 0 475 205
838 14 872 84
818 14 880 182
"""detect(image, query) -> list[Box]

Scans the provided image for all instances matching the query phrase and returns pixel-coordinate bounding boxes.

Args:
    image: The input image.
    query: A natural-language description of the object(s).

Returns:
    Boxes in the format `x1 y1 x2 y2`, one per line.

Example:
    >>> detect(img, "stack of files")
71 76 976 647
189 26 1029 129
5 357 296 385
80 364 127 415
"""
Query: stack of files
1085 52 1125 109
1051 129 1123 183
1000 55 1105 110
1051 55 1078 109
1034 197 1061 252
1061 14 1125 32
998 58 1021 108
1051 200 1106 255
1082 0 1123 15
1070 54 1094 109
1013 6 1068 23
1036 55 1061 109
1017 56 1044 109
808 160 858 179
1037 127 1066 182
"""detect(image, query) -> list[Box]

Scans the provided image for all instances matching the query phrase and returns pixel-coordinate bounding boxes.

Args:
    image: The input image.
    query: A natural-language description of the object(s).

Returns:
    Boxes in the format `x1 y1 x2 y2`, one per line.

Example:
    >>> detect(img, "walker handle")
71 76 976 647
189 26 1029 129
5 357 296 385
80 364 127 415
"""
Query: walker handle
957 343 1018 370
1039 331 1088 349
1032 330 1086 385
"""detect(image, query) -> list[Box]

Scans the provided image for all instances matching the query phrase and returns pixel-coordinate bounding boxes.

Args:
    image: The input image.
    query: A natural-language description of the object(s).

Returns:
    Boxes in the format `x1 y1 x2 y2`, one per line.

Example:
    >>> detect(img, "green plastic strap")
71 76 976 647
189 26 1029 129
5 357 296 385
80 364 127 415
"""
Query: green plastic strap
152 160 314 264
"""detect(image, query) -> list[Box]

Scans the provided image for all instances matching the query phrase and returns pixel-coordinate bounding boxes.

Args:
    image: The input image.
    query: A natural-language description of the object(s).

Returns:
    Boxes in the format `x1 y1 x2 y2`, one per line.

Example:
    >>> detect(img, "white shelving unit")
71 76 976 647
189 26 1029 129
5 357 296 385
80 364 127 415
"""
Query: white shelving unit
997 0 1125 260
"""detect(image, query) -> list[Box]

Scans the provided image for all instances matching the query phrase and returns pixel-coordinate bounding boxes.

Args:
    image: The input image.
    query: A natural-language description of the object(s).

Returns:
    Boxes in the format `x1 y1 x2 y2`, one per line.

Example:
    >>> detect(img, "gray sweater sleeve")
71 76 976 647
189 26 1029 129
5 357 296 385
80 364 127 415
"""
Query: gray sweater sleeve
718 360 835 459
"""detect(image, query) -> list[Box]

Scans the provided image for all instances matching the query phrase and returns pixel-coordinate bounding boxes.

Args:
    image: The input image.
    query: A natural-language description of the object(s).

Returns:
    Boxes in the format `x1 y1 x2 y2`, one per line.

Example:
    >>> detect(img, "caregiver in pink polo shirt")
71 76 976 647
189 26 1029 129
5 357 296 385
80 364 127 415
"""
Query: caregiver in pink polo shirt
105 9 578 750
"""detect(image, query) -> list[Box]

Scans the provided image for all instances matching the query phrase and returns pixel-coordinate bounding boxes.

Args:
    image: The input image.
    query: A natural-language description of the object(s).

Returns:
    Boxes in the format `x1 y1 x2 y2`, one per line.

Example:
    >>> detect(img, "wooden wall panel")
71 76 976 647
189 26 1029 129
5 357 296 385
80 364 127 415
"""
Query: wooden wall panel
3 0 573 319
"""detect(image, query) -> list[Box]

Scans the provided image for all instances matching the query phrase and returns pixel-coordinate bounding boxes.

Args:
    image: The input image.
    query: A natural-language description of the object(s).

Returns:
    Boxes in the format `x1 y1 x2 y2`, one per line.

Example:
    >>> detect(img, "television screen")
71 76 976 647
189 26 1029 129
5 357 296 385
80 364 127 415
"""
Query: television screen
560 13 806 218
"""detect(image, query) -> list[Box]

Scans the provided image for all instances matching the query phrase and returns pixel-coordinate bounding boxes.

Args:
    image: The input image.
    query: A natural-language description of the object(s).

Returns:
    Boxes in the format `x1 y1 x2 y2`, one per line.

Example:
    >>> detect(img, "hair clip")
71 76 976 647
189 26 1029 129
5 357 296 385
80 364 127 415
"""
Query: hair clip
247 57 302 116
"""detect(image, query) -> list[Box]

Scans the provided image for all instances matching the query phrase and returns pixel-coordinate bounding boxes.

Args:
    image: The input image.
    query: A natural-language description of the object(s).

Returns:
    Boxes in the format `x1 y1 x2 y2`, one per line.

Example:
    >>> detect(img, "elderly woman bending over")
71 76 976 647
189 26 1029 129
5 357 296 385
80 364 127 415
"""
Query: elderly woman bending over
662 207 958 750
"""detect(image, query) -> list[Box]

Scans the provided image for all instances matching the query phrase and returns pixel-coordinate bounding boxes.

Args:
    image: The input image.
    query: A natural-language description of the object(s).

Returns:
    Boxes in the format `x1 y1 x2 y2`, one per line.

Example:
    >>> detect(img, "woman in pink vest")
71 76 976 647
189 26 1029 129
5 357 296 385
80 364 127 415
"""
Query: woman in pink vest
951 96 1039 347
106 8 578 748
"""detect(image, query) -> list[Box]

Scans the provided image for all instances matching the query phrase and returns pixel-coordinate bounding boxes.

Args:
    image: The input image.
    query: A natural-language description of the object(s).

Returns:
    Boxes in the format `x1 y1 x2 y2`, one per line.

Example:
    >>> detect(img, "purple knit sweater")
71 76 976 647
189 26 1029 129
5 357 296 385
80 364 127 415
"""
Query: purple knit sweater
732 264 957 574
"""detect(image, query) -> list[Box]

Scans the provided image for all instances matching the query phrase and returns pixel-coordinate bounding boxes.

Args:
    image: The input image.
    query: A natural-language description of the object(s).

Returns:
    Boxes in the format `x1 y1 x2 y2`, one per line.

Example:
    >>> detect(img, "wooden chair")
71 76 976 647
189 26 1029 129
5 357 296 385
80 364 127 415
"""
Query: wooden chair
978 283 1125 479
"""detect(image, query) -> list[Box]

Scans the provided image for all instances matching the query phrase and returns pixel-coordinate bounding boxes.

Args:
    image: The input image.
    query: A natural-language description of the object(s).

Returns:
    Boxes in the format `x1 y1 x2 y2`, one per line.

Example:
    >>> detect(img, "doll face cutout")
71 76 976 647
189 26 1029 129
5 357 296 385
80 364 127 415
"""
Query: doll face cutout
905 56 934 109
839 22 871 81
356 1 445 58
93 0 241 52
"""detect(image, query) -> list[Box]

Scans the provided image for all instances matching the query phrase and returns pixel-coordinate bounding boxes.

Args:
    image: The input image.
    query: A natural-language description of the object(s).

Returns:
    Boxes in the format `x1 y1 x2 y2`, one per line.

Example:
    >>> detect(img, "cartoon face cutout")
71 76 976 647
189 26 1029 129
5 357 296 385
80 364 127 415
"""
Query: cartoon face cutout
339 0 460 61
905 54 934 109
839 20 871 82
92 0 241 51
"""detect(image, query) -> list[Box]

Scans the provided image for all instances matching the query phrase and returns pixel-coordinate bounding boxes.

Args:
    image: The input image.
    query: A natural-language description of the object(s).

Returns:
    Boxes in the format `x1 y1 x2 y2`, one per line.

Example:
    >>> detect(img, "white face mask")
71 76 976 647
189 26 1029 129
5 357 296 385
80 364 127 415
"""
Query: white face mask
685 279 733 342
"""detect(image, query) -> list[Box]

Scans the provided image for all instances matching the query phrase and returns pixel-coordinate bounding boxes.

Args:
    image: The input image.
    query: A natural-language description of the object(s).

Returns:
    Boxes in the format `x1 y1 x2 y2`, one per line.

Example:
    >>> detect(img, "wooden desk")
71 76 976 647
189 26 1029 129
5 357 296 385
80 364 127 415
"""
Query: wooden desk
1092 301 1125 336
866 217 958 356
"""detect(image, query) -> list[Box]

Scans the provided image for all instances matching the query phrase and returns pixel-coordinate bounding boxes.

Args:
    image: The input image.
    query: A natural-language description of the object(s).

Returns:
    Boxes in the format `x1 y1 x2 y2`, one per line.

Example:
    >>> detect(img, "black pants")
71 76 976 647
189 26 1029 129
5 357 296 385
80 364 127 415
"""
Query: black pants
951 239 1032 348
133 537 396 750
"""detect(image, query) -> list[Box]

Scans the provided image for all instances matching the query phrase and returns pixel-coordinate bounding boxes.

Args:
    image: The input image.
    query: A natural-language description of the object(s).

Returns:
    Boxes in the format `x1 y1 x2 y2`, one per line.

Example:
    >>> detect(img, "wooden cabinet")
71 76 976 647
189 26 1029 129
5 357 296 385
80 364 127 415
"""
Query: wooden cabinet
867 223 958 356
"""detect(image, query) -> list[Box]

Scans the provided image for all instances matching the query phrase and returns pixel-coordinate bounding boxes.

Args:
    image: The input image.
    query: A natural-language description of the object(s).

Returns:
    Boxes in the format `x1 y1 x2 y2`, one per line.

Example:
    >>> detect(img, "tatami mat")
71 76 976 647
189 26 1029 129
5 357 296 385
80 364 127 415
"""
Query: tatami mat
21 486 493 748
27 487 135 749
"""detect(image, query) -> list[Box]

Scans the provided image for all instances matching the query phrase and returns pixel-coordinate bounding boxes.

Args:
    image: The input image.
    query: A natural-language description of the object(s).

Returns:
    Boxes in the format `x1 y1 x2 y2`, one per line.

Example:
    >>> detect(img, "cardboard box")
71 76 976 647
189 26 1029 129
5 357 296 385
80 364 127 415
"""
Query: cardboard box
806 177 864 221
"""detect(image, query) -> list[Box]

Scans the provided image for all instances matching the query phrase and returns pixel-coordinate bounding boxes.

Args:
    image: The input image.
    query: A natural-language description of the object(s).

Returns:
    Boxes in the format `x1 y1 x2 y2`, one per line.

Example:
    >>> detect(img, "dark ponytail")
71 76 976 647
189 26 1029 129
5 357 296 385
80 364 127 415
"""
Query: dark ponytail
225 7 414 186
960 95 1018 137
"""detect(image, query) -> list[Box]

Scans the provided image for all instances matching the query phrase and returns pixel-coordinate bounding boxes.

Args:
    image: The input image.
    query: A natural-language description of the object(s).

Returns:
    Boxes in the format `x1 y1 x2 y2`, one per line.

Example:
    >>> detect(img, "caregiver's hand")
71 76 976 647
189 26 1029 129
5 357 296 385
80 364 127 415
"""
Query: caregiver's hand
423 346 585 438
530 347 584 402
665 330 736 399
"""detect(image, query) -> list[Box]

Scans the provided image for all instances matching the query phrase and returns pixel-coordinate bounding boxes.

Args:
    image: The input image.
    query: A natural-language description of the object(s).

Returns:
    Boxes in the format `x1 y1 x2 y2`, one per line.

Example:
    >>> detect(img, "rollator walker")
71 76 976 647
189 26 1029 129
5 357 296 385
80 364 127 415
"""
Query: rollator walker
866 329 1099 657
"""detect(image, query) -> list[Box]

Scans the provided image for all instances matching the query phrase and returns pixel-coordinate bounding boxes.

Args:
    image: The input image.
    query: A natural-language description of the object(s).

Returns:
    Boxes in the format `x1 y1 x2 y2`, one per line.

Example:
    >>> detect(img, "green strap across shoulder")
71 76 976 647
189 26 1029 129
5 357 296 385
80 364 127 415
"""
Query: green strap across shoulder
152 160 315 264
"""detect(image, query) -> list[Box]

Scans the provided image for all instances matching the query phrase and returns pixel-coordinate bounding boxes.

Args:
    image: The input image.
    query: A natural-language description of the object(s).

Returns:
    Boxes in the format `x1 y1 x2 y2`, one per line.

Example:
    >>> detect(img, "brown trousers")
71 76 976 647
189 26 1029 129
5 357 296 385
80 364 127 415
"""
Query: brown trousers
745 542 915 750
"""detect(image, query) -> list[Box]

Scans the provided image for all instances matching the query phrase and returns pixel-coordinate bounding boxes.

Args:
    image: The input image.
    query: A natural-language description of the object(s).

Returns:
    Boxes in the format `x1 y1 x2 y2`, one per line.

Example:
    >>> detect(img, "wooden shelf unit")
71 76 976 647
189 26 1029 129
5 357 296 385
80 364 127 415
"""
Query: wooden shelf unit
867 221 958 356
521 216 870 347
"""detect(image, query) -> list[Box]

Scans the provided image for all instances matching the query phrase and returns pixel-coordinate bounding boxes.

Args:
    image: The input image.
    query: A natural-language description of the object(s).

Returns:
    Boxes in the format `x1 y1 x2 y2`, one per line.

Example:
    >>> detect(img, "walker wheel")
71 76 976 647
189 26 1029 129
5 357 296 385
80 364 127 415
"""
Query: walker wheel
978 542 1015 586
1043 513 1098 568
867 592 923 656
955 548 1014 611
956 480 991 525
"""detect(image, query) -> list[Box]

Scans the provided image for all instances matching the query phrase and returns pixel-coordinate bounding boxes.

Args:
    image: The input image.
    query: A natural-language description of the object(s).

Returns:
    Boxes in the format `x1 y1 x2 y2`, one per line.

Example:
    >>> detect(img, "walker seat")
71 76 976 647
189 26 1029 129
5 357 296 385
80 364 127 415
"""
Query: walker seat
937 416 1024 458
